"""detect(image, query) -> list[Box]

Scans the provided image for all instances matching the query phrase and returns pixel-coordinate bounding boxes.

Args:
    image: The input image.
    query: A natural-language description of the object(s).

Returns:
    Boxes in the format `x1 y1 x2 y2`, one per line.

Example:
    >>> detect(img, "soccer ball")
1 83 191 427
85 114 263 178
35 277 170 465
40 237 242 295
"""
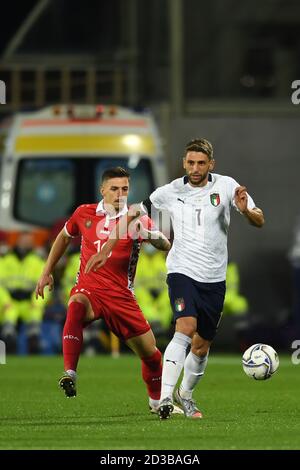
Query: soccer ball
242 343 279 380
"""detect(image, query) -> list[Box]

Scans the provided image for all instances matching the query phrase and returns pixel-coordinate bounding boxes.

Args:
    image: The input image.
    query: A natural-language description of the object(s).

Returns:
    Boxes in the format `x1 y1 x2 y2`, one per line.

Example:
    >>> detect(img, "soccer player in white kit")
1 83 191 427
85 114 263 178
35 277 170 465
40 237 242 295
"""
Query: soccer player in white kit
84 138 265 420
145 138 264 419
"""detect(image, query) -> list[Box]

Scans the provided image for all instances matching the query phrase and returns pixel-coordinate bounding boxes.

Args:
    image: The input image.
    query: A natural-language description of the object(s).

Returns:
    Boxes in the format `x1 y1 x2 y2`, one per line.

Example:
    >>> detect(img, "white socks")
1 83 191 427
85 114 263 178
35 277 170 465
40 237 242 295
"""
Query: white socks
66 369 77 381
179 352 208 400
160 332 191 401
149 398 160 410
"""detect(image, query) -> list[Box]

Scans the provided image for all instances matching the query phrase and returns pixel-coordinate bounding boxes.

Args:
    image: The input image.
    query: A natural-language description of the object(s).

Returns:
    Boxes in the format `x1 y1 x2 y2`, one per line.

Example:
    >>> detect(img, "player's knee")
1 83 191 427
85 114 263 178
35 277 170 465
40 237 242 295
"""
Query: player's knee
67 299 90 323
191 343 210 357
176 318 196 338
68 295 93 321
191 331 212 357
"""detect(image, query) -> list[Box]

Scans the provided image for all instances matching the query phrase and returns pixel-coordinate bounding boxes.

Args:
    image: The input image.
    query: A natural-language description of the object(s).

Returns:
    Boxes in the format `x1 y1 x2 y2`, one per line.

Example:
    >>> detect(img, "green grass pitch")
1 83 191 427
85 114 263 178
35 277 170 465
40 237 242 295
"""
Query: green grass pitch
0 354 299 450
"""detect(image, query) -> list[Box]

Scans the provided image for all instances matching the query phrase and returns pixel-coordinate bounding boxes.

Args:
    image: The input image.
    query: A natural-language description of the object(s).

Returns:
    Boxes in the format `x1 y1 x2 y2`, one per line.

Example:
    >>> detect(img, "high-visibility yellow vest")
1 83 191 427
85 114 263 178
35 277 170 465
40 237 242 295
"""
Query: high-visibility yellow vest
0 251 45 292
224 262 248 315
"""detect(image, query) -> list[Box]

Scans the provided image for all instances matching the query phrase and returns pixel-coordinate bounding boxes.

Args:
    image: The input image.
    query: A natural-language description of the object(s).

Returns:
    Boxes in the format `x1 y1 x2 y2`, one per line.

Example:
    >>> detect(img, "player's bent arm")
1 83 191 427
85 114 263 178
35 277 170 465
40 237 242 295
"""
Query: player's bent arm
133 218 171 251
147 232 171 251
243 207 265 228
101 206 144 256
148 236 171 251
35 229 71 299
85 205 145 273
42 229 72 275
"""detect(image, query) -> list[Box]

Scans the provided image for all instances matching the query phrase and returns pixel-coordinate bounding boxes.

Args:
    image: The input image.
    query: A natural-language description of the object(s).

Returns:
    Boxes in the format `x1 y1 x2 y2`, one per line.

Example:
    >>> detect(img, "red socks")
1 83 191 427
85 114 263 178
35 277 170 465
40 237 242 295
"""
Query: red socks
62 302 86 372
141 349 162 400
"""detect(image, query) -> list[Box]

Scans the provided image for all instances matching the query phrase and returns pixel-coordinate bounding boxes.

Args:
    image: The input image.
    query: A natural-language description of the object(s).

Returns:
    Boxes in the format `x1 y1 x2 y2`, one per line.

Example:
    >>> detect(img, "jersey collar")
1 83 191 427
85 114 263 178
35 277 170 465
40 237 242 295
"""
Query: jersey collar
96 199 128 219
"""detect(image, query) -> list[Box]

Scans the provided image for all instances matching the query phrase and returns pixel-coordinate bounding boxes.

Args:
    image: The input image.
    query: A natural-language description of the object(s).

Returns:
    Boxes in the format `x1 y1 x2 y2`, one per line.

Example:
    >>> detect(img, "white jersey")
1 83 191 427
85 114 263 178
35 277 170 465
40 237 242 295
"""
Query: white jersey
149 173 256 283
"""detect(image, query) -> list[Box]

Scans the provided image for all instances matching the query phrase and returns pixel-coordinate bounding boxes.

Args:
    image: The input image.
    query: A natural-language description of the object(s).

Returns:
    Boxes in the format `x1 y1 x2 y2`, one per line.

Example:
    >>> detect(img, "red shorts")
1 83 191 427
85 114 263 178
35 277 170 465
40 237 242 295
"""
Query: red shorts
70 285 151 341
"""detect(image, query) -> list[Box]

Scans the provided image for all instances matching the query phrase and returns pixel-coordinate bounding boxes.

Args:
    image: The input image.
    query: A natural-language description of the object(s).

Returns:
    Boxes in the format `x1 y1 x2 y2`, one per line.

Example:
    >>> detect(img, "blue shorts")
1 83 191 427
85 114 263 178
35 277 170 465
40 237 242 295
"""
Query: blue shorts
167 273 226 341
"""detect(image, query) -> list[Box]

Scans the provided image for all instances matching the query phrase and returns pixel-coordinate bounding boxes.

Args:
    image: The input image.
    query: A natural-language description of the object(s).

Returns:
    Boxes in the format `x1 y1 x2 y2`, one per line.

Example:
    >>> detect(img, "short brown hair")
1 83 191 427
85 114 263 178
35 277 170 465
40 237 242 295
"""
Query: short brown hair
101 167 130 183
184 138 213 160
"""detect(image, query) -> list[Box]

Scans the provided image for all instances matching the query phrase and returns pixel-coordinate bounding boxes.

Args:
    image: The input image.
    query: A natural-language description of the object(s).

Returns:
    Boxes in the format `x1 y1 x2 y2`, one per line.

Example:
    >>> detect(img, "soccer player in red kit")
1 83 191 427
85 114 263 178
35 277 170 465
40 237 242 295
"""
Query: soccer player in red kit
35 167 171 413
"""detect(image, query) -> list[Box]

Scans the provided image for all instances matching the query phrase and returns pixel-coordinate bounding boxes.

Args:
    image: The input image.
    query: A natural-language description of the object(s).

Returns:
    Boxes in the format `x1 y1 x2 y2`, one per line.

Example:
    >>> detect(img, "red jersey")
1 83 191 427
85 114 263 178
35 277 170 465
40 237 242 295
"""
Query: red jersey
65 202 154 294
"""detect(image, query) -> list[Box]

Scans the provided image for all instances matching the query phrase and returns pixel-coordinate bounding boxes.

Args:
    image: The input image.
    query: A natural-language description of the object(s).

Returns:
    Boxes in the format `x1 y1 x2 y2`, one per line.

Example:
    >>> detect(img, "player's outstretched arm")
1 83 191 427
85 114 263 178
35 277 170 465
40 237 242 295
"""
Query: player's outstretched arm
234 186 265 228
134 220 171 251
35 229 71 299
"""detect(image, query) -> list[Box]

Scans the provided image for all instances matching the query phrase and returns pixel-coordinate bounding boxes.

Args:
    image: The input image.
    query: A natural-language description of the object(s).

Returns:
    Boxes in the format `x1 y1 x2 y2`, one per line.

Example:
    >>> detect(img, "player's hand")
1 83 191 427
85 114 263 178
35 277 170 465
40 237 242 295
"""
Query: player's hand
234 186 248 213
134 220 150 239
35 273 54 300
85 252 108 273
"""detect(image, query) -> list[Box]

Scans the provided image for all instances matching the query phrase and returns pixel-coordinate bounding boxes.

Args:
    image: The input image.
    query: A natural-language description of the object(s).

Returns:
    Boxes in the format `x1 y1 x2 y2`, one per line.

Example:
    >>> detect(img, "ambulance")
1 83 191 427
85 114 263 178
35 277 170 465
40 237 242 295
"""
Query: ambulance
0 105 167 244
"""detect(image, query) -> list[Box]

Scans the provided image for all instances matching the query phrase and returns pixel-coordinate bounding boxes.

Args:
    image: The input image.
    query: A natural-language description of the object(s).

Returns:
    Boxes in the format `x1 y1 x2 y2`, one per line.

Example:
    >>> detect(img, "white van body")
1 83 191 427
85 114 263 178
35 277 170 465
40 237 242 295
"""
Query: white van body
0 105 167 235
